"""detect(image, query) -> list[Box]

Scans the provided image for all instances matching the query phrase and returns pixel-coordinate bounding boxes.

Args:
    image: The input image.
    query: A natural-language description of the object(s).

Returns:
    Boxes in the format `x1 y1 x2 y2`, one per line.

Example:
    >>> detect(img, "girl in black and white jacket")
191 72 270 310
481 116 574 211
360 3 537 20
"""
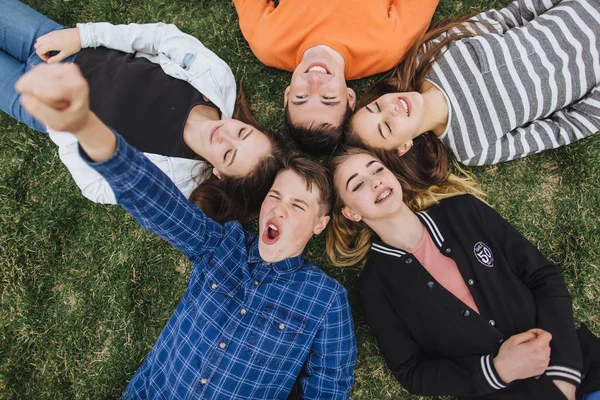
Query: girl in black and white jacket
326 147 600 400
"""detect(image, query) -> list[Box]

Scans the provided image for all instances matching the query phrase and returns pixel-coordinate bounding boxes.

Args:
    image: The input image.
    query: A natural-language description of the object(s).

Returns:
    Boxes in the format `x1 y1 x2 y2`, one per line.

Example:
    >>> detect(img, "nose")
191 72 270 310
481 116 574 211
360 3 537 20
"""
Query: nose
307 74 322 91
386 102 399 117
273 202 288 218
371 177 383 190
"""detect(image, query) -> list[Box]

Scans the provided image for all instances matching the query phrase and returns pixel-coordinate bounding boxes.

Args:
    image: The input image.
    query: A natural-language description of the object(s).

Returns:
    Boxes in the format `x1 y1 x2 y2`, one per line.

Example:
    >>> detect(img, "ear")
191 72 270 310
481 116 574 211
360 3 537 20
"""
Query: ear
397 140 414 157
341 206 362 222
212 167 223 180
313 215 331 235
284 86 290 106
347 87 357 110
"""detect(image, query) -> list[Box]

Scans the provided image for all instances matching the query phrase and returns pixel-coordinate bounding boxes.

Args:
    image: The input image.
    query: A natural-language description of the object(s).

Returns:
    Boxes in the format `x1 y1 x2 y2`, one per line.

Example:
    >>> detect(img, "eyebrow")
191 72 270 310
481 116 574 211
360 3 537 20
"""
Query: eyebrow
345 173 358 190
366 105 374 113
229 149 238 167
377 123 385 139
242 129 254 140
366 160 377 168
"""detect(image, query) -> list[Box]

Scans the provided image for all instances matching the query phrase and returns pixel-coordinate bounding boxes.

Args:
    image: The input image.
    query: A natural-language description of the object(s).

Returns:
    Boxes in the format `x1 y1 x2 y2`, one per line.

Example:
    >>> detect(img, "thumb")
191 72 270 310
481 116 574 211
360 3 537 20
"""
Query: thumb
47 51 66 64
20 94 64 129
511 330 539 345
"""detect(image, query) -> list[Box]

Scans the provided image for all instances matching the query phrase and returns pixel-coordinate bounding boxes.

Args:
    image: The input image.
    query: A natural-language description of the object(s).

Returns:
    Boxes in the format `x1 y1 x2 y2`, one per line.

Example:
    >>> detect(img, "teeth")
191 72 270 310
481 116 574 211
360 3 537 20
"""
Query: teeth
308 66 327 74
268 224 278 231
399 99 409 116
376 190 391 203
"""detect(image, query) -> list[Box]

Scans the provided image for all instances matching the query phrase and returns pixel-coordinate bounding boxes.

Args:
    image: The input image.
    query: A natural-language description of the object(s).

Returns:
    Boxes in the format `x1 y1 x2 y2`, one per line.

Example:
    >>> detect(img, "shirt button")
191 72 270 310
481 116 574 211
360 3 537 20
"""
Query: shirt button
211 283 218 290
468 279 474 286
219 342 226 349
405 258 413 264
240 308 247 315
200 378 208 384
278 323 285 330
254 280 259 286
427 281 434 289
461 309 470 317
489 320 496 327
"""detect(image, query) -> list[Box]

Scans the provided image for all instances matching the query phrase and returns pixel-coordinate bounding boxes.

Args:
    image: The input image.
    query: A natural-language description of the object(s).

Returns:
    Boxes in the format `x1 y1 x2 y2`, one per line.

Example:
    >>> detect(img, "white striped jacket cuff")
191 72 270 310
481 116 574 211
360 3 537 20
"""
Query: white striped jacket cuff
545 365 582 385
480 354 507 390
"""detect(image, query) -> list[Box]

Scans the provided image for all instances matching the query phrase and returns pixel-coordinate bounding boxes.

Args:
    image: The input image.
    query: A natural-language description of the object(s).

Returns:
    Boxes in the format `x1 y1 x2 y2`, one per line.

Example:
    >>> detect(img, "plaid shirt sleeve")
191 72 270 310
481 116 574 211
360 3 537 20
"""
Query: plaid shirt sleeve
300 288 357 399
81 132 224 259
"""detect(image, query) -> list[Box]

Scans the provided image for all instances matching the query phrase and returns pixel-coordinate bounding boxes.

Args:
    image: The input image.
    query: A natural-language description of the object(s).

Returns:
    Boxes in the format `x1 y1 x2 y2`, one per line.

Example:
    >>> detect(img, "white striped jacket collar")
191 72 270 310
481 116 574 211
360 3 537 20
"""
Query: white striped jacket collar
370 210 445 258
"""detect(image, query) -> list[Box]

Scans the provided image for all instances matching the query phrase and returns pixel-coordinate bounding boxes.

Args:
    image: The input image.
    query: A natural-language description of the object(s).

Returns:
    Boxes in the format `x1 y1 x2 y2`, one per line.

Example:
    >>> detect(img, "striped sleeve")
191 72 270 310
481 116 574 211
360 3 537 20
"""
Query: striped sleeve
545 365 582 386
480 354 508 391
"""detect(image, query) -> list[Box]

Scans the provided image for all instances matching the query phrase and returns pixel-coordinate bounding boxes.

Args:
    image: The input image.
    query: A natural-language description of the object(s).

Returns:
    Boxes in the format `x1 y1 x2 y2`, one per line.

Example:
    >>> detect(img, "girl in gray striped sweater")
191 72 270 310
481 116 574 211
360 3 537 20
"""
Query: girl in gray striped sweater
346 0 600 166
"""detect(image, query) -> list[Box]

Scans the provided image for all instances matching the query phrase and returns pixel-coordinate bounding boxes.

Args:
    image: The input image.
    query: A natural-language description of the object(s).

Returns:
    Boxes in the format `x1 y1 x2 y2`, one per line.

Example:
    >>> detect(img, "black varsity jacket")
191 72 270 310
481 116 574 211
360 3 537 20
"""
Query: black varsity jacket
359 194 600 400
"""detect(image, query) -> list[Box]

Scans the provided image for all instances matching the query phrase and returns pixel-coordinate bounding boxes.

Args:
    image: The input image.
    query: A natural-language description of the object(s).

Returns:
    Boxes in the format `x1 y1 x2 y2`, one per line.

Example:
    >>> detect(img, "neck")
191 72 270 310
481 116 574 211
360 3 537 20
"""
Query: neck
366 204 424 252
417 81 449 137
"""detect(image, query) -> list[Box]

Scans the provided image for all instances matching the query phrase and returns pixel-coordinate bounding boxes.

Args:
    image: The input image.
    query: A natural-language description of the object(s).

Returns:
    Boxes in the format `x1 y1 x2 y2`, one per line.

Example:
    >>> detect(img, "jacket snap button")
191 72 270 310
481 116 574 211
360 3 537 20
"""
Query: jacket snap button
468 279 474 285
445 248 452 254
427 281 434 289
405 258 413 264
461 309 470 317
489 320 495 326
498 338 504 344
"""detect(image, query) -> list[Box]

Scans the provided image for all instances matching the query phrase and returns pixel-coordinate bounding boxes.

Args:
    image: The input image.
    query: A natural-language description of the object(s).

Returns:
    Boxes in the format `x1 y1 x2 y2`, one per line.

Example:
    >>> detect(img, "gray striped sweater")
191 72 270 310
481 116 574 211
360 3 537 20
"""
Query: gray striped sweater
427 0 600 165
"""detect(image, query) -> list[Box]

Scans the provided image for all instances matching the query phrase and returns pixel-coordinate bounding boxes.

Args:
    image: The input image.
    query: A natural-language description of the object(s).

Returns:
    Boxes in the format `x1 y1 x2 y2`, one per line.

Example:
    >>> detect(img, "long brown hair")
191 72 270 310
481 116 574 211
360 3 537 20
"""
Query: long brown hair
188 86 286 225
344 14 484 180
325 147 485 268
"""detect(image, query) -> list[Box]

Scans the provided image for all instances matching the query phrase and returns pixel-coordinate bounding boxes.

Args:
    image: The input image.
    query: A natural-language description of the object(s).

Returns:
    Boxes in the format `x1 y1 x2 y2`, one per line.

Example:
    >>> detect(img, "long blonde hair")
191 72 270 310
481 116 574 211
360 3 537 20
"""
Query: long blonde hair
325 147 485 267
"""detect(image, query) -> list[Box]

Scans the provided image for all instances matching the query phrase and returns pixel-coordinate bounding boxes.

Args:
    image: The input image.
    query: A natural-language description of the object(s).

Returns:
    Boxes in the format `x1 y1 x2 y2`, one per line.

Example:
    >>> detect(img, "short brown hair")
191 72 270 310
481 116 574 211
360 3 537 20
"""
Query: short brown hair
284 101 353 156
280 155 333 216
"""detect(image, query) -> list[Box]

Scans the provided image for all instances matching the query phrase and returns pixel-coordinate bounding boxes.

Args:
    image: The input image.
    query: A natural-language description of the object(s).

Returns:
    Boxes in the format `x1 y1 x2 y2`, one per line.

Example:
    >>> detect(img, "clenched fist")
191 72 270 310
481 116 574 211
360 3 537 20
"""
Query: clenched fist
16 63 90 133
493 328 552 384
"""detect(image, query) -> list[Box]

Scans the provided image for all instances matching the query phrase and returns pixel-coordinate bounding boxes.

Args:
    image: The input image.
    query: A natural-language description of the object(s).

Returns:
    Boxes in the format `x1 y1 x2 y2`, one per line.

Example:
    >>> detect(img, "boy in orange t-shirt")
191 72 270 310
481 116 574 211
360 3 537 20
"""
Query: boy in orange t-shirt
233 0 439 154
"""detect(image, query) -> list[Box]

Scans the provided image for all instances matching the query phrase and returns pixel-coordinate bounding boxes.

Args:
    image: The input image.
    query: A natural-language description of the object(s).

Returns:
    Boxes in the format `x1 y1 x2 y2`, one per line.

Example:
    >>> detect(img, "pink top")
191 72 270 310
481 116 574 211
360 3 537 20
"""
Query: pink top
412 226 480 313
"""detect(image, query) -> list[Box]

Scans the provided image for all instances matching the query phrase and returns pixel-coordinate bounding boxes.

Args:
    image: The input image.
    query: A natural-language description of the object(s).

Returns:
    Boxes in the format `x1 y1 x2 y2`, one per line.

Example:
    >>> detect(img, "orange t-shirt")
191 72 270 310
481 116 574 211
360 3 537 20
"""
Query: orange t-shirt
412 226 480 313
233 0 439 79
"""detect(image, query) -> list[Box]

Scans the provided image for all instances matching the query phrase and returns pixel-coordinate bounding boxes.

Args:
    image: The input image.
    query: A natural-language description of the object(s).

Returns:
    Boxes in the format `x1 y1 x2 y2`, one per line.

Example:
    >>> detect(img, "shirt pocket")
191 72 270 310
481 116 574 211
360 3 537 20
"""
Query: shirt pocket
245 304 307 367
191 267 241 322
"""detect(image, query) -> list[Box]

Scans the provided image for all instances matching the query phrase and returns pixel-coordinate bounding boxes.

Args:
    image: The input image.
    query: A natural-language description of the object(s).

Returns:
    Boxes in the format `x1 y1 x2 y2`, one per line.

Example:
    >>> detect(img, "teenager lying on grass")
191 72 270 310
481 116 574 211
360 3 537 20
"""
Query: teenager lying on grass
0 0 284 224
327 147 600 400
15 62 356 399
232 0 439 155
347 0 600 166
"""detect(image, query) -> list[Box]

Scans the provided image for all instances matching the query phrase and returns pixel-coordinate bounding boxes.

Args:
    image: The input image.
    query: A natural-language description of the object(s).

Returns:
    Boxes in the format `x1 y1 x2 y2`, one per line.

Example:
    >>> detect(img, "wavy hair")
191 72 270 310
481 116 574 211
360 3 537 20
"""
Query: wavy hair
188 87 286 225
325 147 485 268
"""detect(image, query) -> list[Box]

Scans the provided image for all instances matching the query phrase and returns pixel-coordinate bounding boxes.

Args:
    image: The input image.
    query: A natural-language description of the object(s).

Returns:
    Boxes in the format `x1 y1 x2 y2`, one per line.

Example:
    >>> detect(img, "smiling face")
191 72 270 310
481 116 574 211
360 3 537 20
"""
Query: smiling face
351 92 425 152
333 153 404 224
285 47 355 129
184 119 272 177
258 169 330 263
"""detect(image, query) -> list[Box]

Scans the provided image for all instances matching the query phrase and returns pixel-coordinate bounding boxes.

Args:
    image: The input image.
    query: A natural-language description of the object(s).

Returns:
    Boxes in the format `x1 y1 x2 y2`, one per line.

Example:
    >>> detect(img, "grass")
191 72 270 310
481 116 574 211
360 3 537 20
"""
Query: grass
1 0 599 398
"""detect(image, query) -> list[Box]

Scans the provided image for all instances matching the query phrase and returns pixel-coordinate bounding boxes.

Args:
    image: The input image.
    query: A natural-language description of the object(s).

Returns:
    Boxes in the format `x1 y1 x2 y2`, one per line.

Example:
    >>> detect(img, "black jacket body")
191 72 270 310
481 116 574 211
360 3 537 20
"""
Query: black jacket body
359 194 600 400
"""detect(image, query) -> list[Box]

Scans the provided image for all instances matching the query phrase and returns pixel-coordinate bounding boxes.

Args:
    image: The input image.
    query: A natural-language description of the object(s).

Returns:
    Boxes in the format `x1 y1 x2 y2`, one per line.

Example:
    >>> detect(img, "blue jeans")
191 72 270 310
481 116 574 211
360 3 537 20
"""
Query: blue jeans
583 390 600 400
0 0 75 132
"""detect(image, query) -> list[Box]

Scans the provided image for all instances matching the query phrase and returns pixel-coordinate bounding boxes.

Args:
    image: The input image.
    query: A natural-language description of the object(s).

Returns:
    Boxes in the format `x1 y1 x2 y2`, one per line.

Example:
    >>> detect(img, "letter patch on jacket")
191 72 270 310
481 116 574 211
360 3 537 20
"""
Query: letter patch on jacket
474 242 494 267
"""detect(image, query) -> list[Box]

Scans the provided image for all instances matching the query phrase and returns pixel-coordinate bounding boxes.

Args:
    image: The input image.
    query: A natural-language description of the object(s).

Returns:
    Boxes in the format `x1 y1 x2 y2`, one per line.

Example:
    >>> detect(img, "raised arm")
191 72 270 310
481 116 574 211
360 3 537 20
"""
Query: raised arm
299 289 356 399
16 63 224 259
469 195 582 397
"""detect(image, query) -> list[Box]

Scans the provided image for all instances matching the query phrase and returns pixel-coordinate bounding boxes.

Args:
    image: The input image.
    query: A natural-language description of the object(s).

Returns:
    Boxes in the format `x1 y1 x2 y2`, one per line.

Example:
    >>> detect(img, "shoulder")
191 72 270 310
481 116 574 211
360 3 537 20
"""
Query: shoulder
426 193 486 220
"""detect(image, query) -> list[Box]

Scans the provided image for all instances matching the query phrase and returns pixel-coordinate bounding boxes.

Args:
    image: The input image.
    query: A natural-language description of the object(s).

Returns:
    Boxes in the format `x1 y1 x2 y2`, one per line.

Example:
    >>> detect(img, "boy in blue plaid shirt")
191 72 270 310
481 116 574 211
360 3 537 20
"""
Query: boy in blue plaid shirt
16 63 356 399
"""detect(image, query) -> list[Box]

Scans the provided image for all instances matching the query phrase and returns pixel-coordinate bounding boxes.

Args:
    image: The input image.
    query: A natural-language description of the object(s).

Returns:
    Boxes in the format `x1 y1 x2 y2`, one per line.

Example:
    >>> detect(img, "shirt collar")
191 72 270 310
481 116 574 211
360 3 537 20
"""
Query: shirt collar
370 210 446 257
248 238 306 274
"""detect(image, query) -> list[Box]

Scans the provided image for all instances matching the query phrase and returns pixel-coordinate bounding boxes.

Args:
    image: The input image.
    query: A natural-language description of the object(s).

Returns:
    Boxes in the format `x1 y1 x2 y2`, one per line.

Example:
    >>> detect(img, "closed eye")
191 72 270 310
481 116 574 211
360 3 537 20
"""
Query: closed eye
374 167 384 174
293 204 306 211
238 128 244 138
385 122 391 134
223 149 231 162
352 182 364 192
375 102 381 112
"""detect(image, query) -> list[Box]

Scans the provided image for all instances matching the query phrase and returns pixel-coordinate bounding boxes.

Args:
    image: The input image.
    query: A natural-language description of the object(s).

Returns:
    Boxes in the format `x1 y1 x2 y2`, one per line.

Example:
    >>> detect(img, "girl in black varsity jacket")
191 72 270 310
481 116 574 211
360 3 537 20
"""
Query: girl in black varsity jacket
326 147 600 400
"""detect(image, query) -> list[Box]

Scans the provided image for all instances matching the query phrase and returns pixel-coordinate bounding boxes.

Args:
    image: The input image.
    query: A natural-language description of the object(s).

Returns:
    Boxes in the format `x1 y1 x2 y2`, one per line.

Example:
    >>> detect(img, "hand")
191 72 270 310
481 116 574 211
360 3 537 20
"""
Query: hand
16 63 91 133
34 28 82 63
493 328 552 384
553 380 576 400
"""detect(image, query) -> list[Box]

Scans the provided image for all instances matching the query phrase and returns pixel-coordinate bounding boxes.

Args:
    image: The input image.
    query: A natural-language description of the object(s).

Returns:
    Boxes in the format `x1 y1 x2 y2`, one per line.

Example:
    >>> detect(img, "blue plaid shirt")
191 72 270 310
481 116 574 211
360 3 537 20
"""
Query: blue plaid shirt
84 134 357 399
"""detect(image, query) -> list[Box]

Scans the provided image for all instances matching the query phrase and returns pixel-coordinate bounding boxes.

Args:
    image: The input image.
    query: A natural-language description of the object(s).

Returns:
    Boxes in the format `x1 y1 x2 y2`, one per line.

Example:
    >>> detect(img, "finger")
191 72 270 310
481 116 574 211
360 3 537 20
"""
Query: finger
511 330 539 344
16 65 71 102
20 94 64 128
47 51 66 64
35 43 50 60
535 331 553 344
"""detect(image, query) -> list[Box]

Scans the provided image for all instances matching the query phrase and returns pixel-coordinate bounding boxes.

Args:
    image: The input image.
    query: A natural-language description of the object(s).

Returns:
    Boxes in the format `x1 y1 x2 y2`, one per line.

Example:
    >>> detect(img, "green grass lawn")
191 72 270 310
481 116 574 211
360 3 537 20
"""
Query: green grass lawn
1 0 599 398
